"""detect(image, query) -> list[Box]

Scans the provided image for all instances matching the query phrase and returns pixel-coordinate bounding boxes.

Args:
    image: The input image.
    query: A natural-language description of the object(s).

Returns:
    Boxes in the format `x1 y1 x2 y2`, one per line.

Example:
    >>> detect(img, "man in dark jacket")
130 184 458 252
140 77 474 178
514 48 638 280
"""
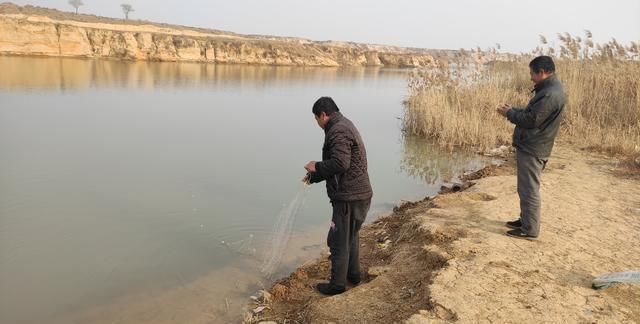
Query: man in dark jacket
303 96 373 295
497 56 565 240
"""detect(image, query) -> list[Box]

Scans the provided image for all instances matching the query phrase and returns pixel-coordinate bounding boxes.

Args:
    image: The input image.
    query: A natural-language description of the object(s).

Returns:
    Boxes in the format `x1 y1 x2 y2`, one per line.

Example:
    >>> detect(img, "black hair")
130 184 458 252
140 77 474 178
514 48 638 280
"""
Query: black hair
312 97 340 117
529 56 555 74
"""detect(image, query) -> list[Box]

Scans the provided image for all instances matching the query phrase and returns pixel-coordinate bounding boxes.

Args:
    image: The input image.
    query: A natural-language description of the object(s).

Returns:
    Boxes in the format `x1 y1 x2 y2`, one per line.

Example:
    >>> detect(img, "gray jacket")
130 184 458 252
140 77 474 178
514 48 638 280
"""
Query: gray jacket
308 112 373 202
507 75 566 159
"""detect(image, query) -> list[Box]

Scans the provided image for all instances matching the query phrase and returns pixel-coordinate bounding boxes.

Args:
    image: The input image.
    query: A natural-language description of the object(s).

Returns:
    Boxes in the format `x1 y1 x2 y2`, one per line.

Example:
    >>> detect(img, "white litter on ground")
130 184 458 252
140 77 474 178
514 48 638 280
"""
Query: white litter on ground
592 270 640 289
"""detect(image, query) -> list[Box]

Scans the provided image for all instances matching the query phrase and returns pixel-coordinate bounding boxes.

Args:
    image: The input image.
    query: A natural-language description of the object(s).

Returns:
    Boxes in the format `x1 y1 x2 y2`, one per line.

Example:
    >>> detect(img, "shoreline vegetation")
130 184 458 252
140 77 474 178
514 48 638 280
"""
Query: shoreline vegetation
404 32 640 160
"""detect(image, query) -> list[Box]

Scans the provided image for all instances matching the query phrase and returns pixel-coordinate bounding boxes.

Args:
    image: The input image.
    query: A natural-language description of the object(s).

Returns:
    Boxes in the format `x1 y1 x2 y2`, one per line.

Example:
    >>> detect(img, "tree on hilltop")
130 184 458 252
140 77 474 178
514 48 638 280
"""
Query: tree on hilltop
121 4 134 20
68 0 84 14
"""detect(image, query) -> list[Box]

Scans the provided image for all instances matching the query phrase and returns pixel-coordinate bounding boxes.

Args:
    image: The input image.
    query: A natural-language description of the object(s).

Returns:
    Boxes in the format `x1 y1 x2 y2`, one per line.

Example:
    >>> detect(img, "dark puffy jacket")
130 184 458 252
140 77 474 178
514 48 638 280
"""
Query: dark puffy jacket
507 75 566 159
308 112 373 202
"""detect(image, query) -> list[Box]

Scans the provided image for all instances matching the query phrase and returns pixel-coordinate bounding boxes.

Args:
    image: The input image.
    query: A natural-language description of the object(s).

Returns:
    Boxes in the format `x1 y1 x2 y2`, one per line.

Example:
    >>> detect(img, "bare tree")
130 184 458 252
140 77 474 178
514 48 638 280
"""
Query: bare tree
68 0 84 14
121 4 134 20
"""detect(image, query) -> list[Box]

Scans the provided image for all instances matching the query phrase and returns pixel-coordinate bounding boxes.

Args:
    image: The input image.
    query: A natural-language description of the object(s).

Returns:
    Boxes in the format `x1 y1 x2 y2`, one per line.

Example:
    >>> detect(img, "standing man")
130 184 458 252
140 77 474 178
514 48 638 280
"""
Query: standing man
497 56 565 240
304 97 373 295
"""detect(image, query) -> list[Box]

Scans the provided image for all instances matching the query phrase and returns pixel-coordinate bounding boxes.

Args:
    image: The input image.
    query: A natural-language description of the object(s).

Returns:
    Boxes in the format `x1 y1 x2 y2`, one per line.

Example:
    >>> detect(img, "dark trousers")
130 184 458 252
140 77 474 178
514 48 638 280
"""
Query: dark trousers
327 199 371 287
516 149 547 237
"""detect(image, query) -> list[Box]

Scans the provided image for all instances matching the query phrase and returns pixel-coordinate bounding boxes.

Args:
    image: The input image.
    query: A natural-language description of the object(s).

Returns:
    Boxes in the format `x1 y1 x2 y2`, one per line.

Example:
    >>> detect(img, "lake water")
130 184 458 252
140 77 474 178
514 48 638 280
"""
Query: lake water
0 56 485 323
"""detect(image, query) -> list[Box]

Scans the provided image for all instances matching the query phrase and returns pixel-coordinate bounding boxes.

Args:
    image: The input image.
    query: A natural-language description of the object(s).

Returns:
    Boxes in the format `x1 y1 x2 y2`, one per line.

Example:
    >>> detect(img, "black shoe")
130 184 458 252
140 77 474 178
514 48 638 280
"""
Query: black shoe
316 283 346 296
506 228 537 240
505 219 522 229
347 275 361 286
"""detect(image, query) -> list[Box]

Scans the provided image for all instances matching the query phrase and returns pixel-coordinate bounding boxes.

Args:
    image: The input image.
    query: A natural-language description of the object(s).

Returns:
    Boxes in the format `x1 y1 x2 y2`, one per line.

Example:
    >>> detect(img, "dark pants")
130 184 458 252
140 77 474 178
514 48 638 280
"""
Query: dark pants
327 199 371 287
516 149 547 237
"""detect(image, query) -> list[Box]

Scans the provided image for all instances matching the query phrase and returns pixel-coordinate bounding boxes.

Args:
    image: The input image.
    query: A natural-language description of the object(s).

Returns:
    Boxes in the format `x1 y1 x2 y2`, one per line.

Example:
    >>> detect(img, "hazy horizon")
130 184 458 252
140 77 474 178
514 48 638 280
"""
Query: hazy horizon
4 0 640 53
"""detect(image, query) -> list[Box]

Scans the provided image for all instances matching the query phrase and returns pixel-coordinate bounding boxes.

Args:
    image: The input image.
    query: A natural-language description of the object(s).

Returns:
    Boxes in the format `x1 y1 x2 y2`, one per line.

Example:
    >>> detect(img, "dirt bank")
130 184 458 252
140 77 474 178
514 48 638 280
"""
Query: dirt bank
248 144 640 323
0 3 443 67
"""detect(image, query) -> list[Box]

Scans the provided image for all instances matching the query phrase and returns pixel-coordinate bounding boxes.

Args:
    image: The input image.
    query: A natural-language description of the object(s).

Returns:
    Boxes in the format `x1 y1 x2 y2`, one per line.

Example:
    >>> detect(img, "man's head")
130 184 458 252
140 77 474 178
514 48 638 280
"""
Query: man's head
529 56 555 85
312 97 340 129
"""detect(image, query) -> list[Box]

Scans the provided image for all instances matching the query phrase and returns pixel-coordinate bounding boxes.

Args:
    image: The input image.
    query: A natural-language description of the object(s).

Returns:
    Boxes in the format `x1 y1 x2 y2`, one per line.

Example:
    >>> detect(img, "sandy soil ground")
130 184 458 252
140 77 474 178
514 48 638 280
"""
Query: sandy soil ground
249 144 640 323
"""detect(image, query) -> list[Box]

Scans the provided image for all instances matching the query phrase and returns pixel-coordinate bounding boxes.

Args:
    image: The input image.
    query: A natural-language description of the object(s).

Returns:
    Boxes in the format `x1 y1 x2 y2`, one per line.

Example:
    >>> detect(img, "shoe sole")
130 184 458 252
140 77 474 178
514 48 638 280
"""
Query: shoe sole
505 232 538 240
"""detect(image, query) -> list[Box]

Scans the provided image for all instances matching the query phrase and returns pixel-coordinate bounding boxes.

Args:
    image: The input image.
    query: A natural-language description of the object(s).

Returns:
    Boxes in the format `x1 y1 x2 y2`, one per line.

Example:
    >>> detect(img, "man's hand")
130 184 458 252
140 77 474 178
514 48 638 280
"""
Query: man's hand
301 174 310 185
497 104 512 117
304 161 317 173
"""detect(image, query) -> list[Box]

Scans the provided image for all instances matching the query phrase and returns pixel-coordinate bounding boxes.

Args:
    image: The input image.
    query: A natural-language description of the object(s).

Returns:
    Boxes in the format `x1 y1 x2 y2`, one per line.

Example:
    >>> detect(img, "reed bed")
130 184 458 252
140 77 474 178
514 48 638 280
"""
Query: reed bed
404 32 640 158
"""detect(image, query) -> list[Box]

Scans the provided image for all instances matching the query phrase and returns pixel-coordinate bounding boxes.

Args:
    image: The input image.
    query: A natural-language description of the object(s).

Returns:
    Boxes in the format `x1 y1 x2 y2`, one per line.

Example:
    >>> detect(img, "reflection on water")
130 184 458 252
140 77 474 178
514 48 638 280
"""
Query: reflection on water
0 55 408 91
400 135 485 184
0 56 487 324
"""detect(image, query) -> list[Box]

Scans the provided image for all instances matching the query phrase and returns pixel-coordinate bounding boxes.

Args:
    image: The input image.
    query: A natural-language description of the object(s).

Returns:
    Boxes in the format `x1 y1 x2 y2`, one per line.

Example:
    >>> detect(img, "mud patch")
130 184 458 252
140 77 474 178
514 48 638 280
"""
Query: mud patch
463 157 515 181
245 196 466 323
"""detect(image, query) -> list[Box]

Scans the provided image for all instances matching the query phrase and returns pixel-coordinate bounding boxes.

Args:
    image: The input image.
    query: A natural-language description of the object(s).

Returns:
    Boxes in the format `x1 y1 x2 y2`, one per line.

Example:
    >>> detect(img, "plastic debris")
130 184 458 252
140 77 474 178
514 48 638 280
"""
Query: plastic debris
592 271 640 290
252 306 267 314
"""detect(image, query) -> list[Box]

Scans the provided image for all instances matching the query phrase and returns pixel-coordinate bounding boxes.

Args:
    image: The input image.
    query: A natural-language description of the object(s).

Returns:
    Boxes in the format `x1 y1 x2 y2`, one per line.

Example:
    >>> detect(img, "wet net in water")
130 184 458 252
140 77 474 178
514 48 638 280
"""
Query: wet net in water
260 185 308 277
220 234 256 256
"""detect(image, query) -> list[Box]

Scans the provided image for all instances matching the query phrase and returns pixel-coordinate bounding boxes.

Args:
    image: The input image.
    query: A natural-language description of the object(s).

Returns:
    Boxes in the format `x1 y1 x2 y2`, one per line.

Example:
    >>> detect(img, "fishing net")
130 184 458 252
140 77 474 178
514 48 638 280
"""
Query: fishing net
260 185 308 277
220 234 256 256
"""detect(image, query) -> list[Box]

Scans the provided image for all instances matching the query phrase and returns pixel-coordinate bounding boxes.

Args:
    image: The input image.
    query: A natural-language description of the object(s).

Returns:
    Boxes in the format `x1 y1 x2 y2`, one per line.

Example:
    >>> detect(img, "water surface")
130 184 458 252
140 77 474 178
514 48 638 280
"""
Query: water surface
0 56 485 323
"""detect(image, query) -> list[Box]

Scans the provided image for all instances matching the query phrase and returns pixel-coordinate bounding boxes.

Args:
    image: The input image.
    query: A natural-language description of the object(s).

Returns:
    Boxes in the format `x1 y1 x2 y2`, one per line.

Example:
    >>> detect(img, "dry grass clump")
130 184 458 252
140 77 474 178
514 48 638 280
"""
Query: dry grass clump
404 31 640 158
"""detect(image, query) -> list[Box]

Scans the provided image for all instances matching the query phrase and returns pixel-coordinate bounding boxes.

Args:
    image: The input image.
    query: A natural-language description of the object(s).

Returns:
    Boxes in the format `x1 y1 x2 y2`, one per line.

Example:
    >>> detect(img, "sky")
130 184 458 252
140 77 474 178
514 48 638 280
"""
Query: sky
8 0 640 53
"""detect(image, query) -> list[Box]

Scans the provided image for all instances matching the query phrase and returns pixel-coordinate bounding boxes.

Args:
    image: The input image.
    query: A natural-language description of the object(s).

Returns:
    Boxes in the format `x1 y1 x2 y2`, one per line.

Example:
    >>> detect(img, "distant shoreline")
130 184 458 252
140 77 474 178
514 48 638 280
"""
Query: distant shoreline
0 2 445 67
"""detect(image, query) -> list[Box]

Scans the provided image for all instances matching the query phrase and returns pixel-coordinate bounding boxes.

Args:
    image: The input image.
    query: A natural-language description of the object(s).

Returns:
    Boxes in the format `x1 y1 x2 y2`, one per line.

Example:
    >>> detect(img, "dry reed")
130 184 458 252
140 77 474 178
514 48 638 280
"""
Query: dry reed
404 31 640 158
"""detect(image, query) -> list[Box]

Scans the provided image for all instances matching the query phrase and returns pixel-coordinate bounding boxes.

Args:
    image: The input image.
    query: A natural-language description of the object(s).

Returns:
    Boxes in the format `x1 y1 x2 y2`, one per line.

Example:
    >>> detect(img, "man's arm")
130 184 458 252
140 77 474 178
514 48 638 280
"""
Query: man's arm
506 94 555 129
315 131 352 178
497 104 523 117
